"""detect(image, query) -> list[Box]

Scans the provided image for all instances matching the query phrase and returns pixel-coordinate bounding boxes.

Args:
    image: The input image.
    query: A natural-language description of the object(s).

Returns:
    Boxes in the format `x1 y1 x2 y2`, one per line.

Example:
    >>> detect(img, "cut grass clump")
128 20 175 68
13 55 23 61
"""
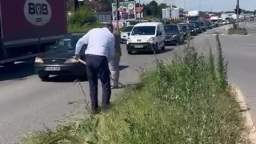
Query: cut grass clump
22 42 245 144
228 27 248 35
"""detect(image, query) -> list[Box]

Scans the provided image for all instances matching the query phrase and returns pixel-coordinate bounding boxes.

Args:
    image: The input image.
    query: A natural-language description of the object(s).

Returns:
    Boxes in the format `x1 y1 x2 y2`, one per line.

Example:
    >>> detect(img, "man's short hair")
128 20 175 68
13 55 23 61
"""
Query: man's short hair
103 23 113 32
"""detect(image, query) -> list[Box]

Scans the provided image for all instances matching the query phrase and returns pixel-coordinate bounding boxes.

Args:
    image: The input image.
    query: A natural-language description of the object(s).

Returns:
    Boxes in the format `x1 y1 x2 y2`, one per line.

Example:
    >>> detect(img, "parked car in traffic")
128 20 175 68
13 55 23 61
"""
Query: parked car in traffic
199 21 207 31
127 22 166 54
178 23 191 39
190 21 203 33
164 24 185 45
205 21 214 29
120 26 134 44
34 34 87 81
188 23 198 36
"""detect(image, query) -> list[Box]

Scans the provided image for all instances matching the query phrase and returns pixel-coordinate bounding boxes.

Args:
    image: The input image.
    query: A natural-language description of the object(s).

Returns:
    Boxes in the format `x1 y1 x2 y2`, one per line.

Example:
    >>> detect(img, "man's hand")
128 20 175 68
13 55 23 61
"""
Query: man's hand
74 54 80 60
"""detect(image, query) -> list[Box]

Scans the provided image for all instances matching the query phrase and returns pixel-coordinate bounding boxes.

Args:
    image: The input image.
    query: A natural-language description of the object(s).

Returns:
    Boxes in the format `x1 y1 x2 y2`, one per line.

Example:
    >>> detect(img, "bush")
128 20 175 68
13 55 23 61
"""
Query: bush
68 6 99 33
228 24 248 35
69 6 97 26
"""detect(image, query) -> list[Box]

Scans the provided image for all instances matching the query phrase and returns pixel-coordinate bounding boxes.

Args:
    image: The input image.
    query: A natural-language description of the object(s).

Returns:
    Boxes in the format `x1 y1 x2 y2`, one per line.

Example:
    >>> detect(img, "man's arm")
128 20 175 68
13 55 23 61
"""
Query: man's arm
75 33 89 56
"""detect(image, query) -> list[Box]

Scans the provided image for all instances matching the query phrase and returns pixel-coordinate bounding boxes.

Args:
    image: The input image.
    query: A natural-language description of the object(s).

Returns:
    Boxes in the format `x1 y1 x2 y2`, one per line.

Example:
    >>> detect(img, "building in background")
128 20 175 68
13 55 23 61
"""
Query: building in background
112 1 136 21
135 3 144 19
171 8 180 19
96 11 112 24
162 8 171 19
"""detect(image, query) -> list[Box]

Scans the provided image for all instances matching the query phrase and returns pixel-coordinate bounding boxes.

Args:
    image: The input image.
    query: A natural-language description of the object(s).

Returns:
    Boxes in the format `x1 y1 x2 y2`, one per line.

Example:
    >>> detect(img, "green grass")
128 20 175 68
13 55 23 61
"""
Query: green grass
22 44 246 144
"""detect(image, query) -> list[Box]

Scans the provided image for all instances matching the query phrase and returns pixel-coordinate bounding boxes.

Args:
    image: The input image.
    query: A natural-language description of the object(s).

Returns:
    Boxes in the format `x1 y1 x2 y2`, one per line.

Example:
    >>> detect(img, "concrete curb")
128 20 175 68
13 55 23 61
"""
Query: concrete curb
232 84 256 143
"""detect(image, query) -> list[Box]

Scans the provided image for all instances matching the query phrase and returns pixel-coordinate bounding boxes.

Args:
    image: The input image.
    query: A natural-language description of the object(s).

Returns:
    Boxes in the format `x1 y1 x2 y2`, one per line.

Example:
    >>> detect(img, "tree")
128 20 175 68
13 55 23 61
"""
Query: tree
144 1 172 18
144 0 159 17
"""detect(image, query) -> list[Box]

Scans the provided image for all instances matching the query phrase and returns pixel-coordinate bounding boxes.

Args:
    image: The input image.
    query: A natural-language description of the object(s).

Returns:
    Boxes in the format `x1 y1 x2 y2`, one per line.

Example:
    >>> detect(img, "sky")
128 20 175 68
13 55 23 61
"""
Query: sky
141 0 256 11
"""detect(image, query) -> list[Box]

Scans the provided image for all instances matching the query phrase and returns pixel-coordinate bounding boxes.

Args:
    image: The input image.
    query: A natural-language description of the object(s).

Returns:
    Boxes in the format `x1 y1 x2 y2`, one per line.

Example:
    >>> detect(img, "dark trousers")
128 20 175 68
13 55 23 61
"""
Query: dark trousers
85 54 111 111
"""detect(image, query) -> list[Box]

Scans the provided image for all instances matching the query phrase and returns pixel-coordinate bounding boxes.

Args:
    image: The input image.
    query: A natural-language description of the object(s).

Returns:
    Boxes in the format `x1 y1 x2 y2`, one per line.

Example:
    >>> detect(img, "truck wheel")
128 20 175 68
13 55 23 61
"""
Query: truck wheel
39 73 49 81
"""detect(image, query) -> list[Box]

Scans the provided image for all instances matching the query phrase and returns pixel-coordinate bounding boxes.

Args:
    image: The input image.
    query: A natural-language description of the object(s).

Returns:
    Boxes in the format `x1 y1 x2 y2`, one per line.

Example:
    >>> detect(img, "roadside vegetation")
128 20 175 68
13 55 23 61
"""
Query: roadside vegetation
68 6 101 33
228 23 248 35
22 36 246 144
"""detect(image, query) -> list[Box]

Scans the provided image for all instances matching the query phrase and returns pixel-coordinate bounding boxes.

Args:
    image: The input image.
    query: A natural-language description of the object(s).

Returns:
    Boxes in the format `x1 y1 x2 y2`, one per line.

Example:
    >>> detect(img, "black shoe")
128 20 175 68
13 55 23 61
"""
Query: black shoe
91 107 100 115
102 104 111 113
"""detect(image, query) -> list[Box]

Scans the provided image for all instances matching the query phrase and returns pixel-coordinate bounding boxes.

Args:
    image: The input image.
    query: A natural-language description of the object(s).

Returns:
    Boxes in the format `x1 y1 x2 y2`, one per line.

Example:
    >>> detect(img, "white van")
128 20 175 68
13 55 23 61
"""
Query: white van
127 22 166 54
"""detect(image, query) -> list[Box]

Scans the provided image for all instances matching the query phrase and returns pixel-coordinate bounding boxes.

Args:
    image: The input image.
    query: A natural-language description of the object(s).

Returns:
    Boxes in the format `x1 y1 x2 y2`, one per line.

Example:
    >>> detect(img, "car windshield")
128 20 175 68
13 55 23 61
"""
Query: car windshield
50 35 81 51
164 25 179 34
122 26 133 32
131 26 156 35
179 25 187 31
191 22 200 28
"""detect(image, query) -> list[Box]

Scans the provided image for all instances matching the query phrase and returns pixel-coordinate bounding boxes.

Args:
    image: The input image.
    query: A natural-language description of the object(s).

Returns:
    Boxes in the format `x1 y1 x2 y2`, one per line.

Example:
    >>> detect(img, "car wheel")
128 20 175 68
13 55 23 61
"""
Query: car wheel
161 45 166 51
153 43 160 54
39 72 49 81
128 50 133 54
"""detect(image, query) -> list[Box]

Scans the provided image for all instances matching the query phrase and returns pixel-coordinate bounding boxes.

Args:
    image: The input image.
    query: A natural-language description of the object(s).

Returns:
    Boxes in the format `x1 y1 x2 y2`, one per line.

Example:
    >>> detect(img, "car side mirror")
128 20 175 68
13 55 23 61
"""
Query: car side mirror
157 32 162 36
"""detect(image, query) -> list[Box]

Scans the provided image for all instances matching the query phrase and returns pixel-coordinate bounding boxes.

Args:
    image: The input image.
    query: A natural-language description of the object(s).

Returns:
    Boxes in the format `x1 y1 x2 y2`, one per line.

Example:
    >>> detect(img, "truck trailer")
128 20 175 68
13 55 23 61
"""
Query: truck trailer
0 0 67 65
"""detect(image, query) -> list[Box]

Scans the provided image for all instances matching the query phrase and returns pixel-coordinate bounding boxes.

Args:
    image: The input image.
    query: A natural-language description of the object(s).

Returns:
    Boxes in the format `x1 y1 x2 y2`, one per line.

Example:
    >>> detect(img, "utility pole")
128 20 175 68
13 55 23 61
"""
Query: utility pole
116 0 120 32
139 0 142 22
74 0 79 11
236 0 240 27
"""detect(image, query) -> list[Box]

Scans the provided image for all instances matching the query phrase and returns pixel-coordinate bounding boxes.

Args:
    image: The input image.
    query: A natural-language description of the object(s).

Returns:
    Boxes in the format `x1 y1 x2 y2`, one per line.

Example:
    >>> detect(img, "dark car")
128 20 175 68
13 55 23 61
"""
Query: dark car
188 23 198 36
199 21 207 31
34 34 87 81
178 23 191 39
190 22 202 33
205 21 214 29
164 24 184 45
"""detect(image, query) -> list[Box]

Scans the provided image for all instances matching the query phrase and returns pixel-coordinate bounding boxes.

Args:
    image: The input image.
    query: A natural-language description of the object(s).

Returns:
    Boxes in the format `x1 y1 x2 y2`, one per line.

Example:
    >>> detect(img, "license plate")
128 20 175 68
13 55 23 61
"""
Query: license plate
134 45 144 48
45 66 61 71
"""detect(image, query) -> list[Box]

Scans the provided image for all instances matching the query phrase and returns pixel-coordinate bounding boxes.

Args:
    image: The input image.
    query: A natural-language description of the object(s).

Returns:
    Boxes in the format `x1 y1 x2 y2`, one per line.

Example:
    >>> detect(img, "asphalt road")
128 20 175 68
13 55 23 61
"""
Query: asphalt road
190 22 256 126
1 23 256 144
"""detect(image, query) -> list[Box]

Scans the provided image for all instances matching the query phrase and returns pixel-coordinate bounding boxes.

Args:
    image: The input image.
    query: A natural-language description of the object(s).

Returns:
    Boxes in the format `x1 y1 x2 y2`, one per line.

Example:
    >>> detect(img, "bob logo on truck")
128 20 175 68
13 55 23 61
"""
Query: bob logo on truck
24 0 52 26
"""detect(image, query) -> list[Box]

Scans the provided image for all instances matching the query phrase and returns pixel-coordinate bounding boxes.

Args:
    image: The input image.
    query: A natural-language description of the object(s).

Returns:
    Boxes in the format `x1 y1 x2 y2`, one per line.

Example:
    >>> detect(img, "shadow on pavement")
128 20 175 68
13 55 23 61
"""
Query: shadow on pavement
0 62 36 81
129 48 175 55
119 65 129 71
45 75 85 83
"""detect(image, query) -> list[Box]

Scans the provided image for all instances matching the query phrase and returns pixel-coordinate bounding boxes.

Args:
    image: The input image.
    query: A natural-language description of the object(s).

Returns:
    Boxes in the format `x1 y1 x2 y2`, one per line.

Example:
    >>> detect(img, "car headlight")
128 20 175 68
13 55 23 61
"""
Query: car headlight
147 37 155 43
127 38 132 44
35 57 44 64
64 58 79 64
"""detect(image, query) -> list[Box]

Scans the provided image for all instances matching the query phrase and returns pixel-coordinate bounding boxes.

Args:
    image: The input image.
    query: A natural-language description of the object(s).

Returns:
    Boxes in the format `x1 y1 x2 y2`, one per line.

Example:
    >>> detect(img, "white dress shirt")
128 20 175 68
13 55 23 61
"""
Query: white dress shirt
75 28 115 60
